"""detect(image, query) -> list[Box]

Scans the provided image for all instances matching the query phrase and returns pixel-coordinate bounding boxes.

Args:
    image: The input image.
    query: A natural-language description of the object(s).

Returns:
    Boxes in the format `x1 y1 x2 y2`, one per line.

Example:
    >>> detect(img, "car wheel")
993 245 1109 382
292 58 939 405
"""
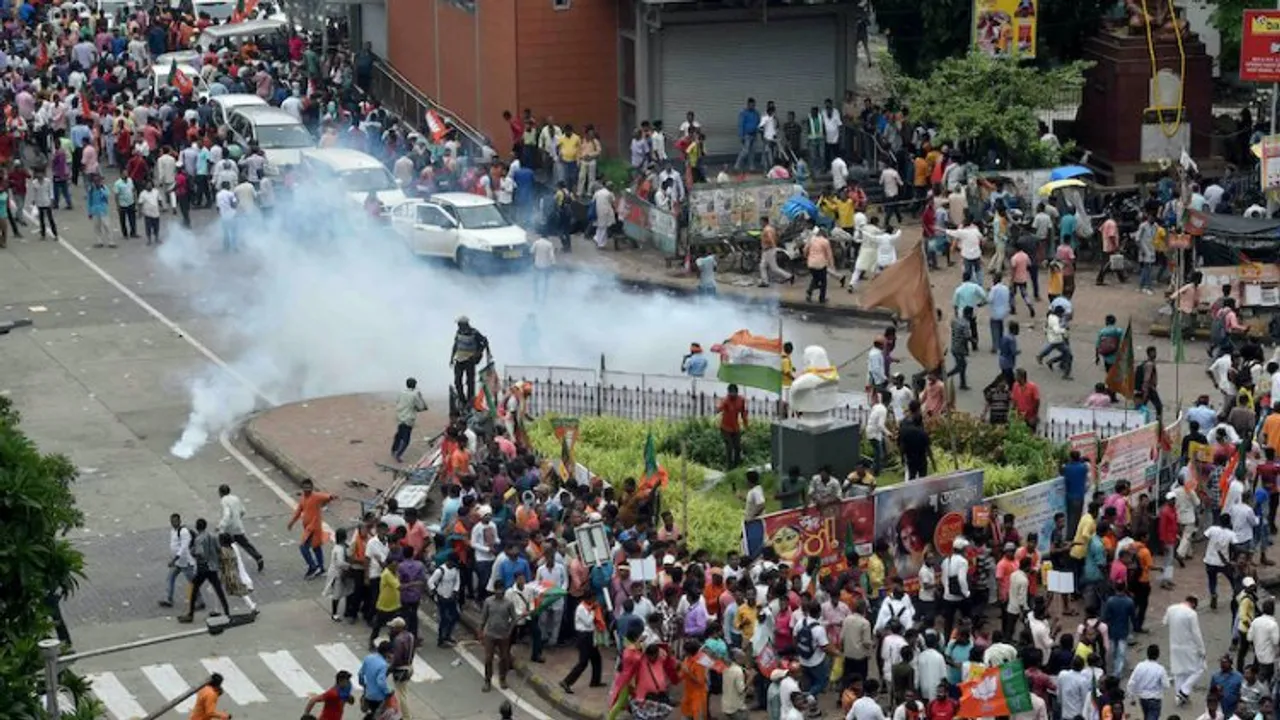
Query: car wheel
456 247 474 273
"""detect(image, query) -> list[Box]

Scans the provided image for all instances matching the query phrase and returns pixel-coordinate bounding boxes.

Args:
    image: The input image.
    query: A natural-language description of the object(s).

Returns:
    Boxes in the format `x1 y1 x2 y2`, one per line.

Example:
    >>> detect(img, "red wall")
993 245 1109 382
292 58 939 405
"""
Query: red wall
386 0 619 152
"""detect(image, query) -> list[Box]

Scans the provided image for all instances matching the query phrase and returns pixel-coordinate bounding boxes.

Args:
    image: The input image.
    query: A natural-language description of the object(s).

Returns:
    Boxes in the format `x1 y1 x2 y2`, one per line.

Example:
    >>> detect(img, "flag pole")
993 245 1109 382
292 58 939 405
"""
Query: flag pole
681 438 689 540
919 237 960 472
1174 251 1182 413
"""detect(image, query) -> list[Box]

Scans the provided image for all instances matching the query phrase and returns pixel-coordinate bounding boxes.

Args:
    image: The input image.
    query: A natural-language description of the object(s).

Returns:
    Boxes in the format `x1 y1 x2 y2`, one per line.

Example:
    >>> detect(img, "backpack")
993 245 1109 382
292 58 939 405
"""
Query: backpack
945 557 964 597
1079 618 1104 655
795 618 816 658
1097 332 1119 357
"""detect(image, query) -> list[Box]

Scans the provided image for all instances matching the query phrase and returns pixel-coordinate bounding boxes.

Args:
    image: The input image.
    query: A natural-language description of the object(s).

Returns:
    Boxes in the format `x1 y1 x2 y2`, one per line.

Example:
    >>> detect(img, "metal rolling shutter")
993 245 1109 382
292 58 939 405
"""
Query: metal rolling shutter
361 1 389 59
660 19 837 157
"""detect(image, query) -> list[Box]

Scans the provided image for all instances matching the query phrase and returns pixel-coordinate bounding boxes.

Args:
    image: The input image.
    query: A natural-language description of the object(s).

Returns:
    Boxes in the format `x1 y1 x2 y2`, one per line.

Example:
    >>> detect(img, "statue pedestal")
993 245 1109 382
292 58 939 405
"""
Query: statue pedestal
771 418 861 480
1076 29 1213 171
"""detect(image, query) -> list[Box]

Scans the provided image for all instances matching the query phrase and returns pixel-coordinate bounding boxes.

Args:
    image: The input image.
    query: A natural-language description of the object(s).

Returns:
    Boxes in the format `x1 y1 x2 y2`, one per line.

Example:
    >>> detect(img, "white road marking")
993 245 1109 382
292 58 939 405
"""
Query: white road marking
86 672 147 720
259 650 324 697
57 229 552 720
139 663 197 713
315 643 364 687
199 657 268 705
411 654 442 683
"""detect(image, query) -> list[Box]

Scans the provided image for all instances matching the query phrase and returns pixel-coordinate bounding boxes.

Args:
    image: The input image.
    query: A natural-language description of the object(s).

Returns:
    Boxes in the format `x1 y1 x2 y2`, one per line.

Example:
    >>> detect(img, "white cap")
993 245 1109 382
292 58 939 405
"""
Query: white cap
1244 577 1257 588
952 538 970 551
662 555 677 566
1165 491 1177 500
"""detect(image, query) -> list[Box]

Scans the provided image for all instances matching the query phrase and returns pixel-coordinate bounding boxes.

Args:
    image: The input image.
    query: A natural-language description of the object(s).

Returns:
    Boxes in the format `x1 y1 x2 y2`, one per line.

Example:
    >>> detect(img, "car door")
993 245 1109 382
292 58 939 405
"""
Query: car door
415 203 454 258
389 201 419 252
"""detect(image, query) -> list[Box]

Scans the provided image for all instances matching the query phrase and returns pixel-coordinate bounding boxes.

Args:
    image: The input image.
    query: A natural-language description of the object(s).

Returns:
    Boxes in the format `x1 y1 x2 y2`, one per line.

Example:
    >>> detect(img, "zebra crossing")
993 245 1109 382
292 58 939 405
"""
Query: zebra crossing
86 641 443 720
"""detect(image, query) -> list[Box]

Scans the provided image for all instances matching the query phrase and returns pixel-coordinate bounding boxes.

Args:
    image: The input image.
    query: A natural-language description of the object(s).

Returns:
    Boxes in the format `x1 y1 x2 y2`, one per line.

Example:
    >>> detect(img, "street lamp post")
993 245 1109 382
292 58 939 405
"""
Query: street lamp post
39 638 61 718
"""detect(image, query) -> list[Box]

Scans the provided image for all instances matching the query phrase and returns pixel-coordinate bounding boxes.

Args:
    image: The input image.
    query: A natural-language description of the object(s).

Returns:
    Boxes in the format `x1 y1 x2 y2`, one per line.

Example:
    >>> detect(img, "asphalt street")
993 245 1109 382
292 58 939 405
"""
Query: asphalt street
0 203 557 720
0 195 1228 720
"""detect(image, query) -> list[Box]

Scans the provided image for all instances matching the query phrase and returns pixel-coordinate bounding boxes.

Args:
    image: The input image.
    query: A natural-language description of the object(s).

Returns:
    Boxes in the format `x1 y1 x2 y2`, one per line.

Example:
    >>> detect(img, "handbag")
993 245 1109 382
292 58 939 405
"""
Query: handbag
641 661 674 706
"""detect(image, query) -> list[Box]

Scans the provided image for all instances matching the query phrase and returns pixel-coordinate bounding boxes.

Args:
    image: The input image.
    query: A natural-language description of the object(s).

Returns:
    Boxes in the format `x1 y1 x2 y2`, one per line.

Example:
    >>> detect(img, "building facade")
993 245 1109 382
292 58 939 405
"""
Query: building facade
376 0 860 154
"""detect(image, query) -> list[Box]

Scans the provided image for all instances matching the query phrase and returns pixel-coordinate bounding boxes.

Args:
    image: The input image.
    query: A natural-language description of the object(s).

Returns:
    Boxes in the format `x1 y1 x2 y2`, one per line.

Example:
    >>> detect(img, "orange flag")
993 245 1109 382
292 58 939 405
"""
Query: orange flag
1220 450 1239 511
859 240 944 371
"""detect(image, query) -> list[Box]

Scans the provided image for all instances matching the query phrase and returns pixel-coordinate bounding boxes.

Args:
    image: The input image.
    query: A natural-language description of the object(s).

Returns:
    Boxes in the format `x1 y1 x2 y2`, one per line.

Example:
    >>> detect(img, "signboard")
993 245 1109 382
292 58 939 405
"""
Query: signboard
988 477 1066 554
742 498 875 576
1069 431 1099 482
872 470 984 589
1263 135 1280 191
1098 422 1162 496
616 192 678 255
688 180 795 240
1241 10 1280 83
972 0 1038 59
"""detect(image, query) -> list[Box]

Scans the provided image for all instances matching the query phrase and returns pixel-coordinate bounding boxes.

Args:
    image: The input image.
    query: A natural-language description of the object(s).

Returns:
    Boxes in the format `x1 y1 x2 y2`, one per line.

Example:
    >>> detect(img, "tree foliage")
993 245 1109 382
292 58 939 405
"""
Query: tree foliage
885 53 1092 167
871 0 1107 77
0 395 87 719
1211 0 1271 74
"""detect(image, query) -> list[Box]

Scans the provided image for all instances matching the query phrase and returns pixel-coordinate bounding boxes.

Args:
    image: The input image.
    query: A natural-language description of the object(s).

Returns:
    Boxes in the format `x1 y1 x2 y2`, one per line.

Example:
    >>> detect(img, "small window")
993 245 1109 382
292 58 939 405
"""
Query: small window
553 0 571 9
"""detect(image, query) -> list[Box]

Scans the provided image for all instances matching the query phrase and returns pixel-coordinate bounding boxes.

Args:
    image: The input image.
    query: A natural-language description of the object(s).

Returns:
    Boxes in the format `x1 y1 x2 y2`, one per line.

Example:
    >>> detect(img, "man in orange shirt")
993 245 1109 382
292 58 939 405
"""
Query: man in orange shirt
718 384 749 468
805 230 835 304
188 673 229 720
287 479 334 579
1010 369 1041 430
1261 403 1280 458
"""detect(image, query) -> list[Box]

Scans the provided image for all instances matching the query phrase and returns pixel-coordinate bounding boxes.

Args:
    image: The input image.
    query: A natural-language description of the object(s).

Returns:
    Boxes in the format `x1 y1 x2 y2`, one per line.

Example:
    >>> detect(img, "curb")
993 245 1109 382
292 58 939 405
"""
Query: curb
238 418 603 720
558 265 894 322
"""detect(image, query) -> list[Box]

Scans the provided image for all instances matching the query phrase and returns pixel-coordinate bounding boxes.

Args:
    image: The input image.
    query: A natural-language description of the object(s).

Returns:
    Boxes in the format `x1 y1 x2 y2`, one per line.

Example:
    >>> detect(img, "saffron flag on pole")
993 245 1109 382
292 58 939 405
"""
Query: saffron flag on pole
552 417 580 479
167 60 193 95
472 362 501 416
712 330 784 393
1104 320 1136 399
957 660 1034 718
859 241 945 371
636 429 669 498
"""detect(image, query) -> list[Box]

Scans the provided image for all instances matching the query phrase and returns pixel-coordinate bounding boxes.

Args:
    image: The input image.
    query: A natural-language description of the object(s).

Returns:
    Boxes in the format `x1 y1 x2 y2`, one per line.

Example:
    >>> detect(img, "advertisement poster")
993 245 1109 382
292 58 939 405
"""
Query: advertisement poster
1264 136 1280 191
873 471 985 587
742 498 875 575
1241 10 1280 83
1098 423 1161 496
1069 431 1098 483
972 0 1038 58
988 477 1066 554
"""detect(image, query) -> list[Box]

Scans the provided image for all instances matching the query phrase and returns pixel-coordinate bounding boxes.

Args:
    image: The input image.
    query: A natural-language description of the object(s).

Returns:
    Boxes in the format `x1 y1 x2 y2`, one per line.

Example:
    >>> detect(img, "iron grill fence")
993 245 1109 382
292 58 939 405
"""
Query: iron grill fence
503 365 870 424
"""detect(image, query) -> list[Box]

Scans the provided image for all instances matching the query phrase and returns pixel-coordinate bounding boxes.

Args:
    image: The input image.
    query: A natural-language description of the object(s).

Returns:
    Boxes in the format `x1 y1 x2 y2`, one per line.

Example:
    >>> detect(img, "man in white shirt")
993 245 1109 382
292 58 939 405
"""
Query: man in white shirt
946 218 985 284
875 578 916 633
744 470 766 521
471 508 499 598
831 154 849 192
1248 599 1280 679
759 103 780 168
1209 352 1235 399
391 377 428 463
889 375 914 422
530 235 556 303
795 602 832 694
1004 557 1031 640
865 390 890 475
161 512 205 608
1229 499 1259 554
880 162 905 224
1057 657 1093 720
915 634 948 698
1204 183 1226 212
1204 514 1237 609
941 538 971 637
215 182 239 252
138 181 162 246
847 678 888 720
1127 644 1171 720
428 554 462 646
362 522 390 621
821 100 841 162
216 484 264 571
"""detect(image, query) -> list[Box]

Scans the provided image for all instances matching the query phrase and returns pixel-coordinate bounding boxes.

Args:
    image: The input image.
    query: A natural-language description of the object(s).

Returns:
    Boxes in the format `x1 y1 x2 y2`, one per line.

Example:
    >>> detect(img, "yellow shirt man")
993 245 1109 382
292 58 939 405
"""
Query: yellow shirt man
781 354 795 389
558 133 581 163
1069 511 1095 560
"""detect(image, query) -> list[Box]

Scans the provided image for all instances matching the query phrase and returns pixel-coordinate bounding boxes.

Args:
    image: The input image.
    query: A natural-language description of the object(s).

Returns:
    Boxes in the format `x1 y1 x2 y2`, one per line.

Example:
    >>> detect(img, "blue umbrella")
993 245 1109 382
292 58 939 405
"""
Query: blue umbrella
782 196 819 222
1050 165 1093 181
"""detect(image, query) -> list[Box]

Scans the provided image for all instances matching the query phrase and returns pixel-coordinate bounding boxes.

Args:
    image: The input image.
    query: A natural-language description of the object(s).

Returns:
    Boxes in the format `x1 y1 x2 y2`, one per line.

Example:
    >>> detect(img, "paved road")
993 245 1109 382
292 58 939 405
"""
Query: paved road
0 192 1225 719
0 204 556 719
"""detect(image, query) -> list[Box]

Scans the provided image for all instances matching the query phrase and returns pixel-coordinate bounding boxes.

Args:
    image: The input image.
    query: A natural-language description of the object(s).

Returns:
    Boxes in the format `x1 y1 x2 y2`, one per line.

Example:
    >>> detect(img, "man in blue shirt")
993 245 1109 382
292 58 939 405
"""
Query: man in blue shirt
1059 206 1079 250
1186 395 1217 435
87 175 113 248
997 321 1020 385
1062 450 1090 537
1101 582 1136 676
988 272 1012 353
733 97 761 173
1211 655 1244 717
682 343 708 377
357 641 395 710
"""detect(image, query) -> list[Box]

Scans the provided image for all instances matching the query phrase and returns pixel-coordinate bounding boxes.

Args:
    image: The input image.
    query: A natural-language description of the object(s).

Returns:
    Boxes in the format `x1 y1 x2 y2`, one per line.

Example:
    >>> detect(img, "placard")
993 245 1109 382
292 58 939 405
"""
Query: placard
873 471 985 590
1242 10 1280 83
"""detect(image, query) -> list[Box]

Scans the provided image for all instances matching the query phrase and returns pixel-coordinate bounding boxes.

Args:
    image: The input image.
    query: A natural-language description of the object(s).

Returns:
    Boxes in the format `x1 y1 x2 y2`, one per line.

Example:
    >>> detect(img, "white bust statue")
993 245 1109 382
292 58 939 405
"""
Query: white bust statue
789 345 840 425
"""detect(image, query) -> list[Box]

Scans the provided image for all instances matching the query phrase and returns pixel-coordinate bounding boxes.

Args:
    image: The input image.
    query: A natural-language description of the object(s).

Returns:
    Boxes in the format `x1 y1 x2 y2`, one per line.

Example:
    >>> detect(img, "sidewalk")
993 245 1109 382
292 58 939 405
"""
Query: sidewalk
242 393 1280 720
560 227 1171 335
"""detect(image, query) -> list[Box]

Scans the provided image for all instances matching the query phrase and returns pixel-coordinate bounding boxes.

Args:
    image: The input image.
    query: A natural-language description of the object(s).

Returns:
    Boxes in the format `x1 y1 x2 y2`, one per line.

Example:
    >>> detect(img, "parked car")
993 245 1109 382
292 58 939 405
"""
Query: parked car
389 194 531 272
299 147 408 212
226 106 313 174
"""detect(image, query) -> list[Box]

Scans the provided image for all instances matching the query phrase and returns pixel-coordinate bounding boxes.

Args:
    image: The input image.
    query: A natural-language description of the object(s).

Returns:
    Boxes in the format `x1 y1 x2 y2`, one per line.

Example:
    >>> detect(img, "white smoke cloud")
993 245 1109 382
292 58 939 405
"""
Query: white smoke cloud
161 182 775 459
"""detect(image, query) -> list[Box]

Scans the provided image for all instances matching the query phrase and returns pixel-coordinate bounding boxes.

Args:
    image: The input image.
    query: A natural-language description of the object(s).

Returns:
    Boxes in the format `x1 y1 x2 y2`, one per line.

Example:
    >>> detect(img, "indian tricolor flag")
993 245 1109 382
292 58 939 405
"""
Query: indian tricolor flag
527 580 568 618
713 330 783 393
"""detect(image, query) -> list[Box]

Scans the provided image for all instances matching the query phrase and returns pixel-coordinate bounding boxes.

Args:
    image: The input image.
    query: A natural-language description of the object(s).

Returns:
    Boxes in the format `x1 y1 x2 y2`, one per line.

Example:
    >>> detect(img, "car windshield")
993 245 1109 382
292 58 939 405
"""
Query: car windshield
255 125 314 149
339 167 397 193
453 203 509 230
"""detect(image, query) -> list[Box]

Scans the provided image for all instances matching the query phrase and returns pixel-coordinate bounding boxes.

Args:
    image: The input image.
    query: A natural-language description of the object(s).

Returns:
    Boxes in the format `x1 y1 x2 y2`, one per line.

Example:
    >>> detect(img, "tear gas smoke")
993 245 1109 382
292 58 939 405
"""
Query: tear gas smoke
162 181 775 459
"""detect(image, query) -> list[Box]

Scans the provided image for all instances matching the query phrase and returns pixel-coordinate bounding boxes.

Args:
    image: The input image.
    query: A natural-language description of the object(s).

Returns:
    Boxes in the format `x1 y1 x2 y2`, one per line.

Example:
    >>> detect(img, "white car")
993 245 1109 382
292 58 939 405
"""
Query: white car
299 147 407 211
209 93 267 129
226 105 313 173
149 63 211 100
390 194 531 271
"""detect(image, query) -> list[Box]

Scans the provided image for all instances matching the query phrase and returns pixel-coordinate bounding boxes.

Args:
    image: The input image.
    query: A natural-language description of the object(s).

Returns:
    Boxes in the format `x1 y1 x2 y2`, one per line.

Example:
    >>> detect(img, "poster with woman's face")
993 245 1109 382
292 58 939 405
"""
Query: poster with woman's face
873 471 984 585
